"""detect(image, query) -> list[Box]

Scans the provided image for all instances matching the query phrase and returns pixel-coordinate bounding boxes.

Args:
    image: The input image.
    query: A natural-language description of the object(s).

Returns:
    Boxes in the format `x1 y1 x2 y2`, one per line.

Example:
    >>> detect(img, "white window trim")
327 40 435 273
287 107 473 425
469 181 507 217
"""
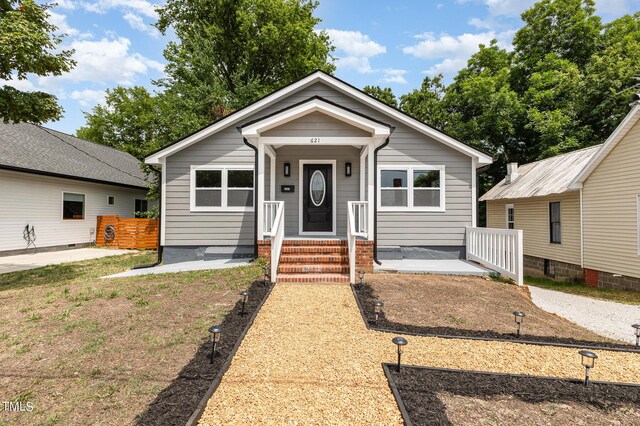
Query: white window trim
549 201 562 245
134 198 148 214
190 165 255 212
505 204 514 229
61 191 86 221
377 165 446 212
107 195 115 206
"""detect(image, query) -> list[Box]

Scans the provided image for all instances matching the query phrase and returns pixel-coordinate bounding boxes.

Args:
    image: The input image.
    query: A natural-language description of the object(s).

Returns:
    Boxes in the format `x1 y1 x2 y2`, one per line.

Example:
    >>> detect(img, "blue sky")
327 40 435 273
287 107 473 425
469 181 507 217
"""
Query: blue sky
9 0 638 135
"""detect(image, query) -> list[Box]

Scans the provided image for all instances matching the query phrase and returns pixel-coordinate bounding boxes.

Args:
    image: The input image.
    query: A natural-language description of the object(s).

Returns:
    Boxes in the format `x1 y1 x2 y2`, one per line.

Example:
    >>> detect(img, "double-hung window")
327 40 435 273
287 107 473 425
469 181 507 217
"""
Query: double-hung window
378 165 445 211
63 192 85 220
549 202 561 244
191 166 254 211
506 204 515 229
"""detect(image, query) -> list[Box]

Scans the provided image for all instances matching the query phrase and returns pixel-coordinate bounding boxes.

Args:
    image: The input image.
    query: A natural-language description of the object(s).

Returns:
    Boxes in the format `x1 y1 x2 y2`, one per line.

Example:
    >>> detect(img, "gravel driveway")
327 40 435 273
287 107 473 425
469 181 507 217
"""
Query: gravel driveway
529 286 640 344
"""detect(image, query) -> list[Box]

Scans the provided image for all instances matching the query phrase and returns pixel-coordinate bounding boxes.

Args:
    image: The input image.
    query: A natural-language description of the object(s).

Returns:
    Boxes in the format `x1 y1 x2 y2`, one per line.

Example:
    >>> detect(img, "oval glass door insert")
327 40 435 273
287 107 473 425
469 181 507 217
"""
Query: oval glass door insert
310 170 326 206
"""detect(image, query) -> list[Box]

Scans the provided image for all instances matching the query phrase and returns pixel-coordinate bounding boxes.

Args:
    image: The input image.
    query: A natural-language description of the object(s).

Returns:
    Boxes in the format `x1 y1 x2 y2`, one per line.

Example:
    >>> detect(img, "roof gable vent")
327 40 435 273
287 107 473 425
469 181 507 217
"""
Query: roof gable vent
505 162 519 184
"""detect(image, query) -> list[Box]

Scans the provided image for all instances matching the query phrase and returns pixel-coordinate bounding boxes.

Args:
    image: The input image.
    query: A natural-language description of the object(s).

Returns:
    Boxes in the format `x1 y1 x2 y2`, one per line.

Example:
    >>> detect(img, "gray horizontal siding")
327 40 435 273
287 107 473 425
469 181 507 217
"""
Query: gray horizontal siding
262 111 370 137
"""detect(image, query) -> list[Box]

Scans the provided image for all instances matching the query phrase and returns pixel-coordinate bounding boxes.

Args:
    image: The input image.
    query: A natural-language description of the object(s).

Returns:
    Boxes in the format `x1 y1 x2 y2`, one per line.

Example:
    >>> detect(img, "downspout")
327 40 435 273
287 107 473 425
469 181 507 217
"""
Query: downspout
133 165 163 269
373 136 391 265
243 137 259 260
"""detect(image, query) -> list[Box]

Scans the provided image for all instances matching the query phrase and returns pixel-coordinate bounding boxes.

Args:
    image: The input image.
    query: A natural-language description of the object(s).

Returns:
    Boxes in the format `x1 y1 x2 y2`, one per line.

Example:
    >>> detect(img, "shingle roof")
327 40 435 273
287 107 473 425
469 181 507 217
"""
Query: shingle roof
479 145 602 201
0 121 148 189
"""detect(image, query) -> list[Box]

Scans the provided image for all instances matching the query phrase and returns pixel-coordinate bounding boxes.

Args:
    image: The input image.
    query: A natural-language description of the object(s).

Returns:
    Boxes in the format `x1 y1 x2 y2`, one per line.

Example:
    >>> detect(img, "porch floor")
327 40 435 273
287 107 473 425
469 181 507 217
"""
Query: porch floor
374 259 494 276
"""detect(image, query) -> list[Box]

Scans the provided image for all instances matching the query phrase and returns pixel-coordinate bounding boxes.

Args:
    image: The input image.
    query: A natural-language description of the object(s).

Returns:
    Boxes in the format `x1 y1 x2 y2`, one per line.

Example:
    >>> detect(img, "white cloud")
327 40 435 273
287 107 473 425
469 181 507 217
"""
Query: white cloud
324 29 386 73
404 31 514 77
457 0 536 17
55 0 77 10
0 77 36 92
81 0 159 19
70 89 106 108
39 37 164 86
123 12 160 37
381 69 408 85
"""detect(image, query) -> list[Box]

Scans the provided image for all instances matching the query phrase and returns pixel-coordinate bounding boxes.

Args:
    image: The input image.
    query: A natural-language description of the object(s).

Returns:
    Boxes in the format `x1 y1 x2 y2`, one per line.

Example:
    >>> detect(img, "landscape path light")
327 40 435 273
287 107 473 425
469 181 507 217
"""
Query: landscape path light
373 300 384 325
578 350 598 386
262 264 270 286
633 324 640 347
392 336 408 372
239 291 249 316
513 311 525 338
208 325 222 364
358 270 365 287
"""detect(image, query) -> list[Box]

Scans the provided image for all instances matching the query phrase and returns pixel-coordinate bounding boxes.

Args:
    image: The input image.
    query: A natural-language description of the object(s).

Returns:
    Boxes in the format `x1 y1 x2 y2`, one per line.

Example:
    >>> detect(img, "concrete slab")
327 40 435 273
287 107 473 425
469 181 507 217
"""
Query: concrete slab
374 259 494 276
0 248 134 274
103 258 251 278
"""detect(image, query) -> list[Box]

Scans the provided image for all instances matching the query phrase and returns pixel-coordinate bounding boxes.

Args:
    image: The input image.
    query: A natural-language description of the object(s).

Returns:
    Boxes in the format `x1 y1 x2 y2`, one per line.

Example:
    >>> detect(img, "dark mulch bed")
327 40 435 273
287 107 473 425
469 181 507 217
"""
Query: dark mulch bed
134 280 271 426
386 365 640 426
353 283 639 352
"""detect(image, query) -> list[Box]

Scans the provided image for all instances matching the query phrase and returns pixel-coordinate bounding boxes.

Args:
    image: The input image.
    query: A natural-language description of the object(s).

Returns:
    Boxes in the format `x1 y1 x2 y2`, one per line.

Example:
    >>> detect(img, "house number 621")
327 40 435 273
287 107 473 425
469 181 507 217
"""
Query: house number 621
310 137 320 143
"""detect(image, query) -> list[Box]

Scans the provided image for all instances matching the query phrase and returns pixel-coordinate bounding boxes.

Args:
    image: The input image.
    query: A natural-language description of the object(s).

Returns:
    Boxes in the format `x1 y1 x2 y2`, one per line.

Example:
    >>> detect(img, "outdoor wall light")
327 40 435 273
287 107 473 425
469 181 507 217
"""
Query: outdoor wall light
358 270 365 287
284 162 291 177
513 311 525 338
392 336 408 372
578 350 598 386
239 290 249 316
208 325 222 364
345 162 352 177
633 324 640 347
374 300 384 325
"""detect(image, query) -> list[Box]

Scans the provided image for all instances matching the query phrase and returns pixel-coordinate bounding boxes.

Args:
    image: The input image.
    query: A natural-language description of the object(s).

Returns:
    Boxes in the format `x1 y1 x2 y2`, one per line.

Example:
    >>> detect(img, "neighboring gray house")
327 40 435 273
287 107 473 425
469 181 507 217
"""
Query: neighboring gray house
145 71 493 283
0 122 150 254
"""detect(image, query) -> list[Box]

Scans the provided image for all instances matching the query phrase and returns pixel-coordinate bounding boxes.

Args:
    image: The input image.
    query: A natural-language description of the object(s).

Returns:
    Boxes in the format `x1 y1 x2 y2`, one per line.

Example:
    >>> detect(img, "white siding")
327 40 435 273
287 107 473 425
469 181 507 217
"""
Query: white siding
0 169 148 252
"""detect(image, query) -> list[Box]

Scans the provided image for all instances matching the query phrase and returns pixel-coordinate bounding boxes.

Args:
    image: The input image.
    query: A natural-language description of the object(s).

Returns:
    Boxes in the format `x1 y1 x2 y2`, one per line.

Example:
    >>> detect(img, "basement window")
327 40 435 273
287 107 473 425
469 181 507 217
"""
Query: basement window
544 259 556 277
63 192 85 220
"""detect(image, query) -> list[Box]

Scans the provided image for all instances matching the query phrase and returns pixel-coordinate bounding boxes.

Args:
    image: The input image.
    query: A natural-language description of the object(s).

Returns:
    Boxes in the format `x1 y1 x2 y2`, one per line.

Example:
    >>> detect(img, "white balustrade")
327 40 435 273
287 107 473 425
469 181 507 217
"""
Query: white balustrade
263 201 285 282
466 227 523 286
347 201 369 284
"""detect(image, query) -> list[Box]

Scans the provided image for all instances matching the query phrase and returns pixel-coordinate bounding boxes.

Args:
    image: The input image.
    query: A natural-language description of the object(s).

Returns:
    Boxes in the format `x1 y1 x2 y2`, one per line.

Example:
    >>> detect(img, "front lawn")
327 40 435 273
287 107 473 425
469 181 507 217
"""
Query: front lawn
0 252 261 426
525 276 640 305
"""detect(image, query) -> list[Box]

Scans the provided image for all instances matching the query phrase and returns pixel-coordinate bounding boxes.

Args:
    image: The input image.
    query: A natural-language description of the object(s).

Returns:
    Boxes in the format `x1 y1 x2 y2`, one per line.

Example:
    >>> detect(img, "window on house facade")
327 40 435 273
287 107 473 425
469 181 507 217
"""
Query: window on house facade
506 204 515 229
379 165 445 211
544 259 556 277
135 199 148 215
107 195 115 206
549 202 561 244
63 192 85 220
191 166 254 211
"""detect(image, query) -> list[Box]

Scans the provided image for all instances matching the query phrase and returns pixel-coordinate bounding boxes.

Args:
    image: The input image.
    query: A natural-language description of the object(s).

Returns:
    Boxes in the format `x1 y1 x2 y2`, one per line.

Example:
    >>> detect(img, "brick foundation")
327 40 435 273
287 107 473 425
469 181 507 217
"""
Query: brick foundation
257 240 271 263
356 240 374 273
583 268 598 288
523 255 583 282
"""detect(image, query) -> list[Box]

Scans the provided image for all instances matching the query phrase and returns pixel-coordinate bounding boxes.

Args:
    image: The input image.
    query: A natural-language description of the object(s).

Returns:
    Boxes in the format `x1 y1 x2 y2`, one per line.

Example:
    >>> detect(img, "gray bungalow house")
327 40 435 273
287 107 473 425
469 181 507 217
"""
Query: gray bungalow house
145 71 494 283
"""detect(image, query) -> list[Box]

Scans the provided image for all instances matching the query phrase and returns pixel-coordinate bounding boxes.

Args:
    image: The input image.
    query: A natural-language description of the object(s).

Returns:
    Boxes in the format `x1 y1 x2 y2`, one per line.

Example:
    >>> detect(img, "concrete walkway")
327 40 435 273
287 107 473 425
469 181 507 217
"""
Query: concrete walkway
375 259 493 275
529 286 640 344
0 248 133 274
103 259 251 278
198 284 640 425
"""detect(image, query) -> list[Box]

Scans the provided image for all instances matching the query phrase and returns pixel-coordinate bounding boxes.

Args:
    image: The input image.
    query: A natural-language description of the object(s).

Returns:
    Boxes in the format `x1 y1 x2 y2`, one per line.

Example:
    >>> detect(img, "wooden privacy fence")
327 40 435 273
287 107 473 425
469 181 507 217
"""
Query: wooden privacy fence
96 215 158 250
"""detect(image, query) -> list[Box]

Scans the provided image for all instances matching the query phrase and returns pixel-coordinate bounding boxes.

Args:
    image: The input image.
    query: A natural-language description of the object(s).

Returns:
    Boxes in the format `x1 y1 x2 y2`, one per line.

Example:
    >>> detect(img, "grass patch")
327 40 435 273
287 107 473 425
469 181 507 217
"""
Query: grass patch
525 276 640 305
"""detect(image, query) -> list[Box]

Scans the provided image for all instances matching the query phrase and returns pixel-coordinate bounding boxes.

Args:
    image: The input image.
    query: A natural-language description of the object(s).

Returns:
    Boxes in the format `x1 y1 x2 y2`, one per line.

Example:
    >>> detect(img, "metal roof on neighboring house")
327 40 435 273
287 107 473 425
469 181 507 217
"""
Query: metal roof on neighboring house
479 144 602 201
0 121 148 189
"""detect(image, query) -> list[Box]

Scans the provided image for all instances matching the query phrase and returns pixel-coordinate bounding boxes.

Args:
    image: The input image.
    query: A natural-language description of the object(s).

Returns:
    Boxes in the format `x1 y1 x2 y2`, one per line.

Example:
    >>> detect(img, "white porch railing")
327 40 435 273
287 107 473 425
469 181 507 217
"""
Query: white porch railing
347 201 369 284
263 201 285 283
466 227 523 286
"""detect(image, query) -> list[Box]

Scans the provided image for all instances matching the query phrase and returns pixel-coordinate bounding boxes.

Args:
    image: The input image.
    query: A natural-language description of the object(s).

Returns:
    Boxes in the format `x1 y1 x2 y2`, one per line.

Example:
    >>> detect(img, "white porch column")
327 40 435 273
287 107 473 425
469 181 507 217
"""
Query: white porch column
367 145 375 240
359 146 367 201
257 142 265 239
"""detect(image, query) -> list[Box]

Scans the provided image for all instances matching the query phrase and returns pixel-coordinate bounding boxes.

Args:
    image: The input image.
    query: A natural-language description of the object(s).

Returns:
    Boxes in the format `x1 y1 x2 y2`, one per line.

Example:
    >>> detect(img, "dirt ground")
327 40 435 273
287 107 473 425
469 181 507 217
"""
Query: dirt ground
389 367 640 426
0 253 261 426
366 273 621 345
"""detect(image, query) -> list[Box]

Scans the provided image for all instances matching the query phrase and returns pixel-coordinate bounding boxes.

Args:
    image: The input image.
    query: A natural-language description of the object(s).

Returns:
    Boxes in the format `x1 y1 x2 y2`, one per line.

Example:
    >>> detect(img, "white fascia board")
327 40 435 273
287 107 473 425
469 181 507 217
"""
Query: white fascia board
314 73 493 166
571 104 640 187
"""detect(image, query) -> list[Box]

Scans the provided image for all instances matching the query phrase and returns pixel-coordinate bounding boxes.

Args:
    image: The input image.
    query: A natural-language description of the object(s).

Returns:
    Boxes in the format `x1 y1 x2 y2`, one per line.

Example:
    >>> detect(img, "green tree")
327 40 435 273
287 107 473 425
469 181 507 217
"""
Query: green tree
0 0 75 123
156 0 335 121
399 74 448 130
362 85 398 108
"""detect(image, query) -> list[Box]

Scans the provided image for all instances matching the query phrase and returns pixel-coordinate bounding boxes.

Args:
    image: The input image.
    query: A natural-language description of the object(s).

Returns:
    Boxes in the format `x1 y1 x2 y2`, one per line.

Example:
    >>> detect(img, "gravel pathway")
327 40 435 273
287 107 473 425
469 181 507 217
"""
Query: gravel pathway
198 284 640 425
529 286 640 344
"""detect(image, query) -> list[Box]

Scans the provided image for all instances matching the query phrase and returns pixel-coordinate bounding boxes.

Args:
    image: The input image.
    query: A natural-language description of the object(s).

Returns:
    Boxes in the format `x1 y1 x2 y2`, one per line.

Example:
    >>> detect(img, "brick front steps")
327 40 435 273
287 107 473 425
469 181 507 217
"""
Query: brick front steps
277 240 350 284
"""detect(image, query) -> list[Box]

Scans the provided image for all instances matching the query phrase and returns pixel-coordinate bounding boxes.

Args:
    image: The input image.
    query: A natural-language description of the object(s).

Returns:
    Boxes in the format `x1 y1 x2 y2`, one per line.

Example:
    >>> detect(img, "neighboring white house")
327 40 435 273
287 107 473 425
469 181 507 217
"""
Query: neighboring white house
145 71 496 283
0 122 150 254
481 97 640 291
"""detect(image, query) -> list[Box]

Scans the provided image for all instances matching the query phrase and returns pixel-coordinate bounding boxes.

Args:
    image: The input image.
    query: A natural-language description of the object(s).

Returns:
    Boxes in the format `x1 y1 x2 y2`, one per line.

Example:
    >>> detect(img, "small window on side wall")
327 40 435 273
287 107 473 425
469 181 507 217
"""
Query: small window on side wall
506 204 515 229
63 192 85 220
107 195 115 206
135 199 148 216
549 202 561 244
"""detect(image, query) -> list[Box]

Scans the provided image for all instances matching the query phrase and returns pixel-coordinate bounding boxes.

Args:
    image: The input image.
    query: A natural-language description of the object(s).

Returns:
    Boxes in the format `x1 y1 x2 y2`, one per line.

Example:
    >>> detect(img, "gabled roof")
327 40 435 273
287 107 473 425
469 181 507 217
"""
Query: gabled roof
571 103 640 188
480 145 602 201
145 70 493 166
0 121 148 189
